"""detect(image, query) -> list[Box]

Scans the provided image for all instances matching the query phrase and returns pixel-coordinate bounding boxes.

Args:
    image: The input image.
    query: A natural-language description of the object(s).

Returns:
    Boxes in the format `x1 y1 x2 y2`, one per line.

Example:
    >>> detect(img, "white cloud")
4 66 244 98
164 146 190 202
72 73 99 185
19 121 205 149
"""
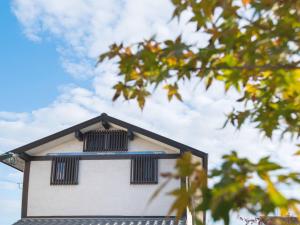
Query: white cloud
1 0 299 224
9 0 300 189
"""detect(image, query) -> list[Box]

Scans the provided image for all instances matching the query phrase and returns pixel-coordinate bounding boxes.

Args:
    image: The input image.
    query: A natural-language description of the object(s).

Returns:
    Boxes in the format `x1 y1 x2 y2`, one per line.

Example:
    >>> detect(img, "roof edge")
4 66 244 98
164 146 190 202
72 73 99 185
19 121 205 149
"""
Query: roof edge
1 113 207 169
11 114 105 154
104 114 207 159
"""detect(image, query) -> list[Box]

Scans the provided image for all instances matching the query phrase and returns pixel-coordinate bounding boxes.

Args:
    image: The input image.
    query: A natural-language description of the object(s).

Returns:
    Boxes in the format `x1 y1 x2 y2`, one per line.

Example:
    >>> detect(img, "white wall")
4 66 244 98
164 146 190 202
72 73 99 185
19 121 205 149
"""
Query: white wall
129 135 178 153
27 134 83 156
30 139 83 156
27 159 180 217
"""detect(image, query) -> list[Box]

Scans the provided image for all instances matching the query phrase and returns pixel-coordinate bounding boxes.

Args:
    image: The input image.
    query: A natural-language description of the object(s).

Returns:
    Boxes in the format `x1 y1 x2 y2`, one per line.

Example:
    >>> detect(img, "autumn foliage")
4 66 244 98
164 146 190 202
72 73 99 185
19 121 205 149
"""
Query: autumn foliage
99 1 300 224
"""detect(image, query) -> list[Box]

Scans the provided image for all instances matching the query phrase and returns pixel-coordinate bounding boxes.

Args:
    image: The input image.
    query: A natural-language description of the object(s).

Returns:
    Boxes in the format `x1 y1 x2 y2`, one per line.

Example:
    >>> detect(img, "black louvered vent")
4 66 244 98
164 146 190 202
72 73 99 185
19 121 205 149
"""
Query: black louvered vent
83 130 128 152
130 155 158 184
50 156 79 185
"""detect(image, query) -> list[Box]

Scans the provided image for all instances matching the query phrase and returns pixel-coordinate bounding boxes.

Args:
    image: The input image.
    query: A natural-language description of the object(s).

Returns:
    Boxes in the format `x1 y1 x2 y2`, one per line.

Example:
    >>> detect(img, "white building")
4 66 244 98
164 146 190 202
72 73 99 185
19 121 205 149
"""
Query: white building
0 113 207 225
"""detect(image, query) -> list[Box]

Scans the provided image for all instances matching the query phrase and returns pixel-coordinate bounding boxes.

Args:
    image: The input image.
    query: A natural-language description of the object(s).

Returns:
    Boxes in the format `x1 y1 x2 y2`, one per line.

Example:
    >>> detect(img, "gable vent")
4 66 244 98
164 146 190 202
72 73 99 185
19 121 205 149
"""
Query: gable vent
83 130 128 152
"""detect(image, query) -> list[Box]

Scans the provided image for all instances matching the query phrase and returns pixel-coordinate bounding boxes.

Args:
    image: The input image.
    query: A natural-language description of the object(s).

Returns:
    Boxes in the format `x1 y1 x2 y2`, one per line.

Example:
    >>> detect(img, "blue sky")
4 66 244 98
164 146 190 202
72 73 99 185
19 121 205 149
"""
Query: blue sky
0 1 67 224
0 0 91 112
0 1 91 224
0 0 65 111
0 1 299 225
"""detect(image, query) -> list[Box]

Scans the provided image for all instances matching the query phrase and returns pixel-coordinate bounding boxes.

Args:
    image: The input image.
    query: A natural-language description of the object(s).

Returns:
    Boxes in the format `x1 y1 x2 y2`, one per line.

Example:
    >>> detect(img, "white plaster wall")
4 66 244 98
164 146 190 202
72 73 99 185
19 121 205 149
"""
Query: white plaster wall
28 138 83 156
129 135 178 153
27 159 180 217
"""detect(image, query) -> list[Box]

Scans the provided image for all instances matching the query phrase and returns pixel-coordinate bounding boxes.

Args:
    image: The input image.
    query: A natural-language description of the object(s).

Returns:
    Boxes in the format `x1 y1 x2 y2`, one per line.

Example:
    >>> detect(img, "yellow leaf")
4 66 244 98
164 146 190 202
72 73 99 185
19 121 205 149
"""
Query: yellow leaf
205 77 213 90
262 174 288 206
137 94 146 109
261 71 271 78
147 43 160 53
166 57 177 66
124 47 132 55
279 207 289 216
129 70 140 80
245 84 257 94
164 84 181 101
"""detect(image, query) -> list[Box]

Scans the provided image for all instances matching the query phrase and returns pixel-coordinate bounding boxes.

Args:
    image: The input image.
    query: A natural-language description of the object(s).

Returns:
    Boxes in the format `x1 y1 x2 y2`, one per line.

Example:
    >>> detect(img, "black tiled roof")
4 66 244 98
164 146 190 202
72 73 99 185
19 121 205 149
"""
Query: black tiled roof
13 217 186 225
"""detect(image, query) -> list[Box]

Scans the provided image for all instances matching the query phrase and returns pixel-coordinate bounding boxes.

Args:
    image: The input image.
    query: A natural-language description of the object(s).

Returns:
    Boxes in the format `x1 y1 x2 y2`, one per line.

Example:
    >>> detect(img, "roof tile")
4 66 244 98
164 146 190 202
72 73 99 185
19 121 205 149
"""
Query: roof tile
13 217 186 225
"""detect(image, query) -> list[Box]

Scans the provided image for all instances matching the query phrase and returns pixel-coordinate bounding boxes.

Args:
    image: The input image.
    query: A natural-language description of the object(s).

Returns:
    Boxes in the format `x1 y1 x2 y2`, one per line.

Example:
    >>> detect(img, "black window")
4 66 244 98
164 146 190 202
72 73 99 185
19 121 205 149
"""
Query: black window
50 156 79 185
83 130 128 152
130 155 158 184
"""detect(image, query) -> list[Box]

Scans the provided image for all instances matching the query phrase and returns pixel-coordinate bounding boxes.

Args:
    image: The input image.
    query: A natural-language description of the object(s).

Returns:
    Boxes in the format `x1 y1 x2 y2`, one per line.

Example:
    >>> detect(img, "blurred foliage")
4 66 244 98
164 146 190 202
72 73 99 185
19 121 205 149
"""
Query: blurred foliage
166 152 300 225
98 0 300 224
99 0 300 139
239 216 300 225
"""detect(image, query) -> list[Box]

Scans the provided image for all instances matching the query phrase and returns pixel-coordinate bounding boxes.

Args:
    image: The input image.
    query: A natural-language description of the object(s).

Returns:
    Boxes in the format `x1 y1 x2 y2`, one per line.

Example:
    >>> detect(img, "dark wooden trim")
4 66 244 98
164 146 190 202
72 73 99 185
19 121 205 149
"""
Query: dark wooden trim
102 119 111 130
25 215 178 219
202 154 208 225
127 130 134 140
31 154 180 161
180 176 187 219
75 130 83 141
21 161 30 218
179 150 188 219
7 113 206 159
11 114 108 155
19 153 33 162
203 155 208 172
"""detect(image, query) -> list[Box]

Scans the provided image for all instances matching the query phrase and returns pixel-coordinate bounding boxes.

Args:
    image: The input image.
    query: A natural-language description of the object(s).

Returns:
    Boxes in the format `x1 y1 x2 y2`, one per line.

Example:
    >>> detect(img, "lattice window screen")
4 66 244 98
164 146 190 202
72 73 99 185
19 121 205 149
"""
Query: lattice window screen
50 156 79 185
83 130 128 152
130 155 158 184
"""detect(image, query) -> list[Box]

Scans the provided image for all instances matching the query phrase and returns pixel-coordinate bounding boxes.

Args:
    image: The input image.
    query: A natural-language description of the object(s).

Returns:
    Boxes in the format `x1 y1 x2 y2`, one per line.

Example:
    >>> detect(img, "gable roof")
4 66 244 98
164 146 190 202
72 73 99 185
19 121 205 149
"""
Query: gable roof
0 113 207 171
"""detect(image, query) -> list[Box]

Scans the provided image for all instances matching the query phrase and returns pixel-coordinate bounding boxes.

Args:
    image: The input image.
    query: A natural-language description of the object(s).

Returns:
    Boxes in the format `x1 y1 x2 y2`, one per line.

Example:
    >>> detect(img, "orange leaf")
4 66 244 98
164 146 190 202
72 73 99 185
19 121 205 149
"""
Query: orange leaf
166 57 177 66
124 47 132 55
242 0 250 6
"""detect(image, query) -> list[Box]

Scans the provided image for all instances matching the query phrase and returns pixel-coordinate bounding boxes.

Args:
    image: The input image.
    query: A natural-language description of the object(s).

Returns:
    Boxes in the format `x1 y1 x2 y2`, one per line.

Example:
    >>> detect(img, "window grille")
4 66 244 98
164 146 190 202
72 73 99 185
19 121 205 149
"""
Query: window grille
50 156 79 185
83 130 128 152
130 155 158 184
